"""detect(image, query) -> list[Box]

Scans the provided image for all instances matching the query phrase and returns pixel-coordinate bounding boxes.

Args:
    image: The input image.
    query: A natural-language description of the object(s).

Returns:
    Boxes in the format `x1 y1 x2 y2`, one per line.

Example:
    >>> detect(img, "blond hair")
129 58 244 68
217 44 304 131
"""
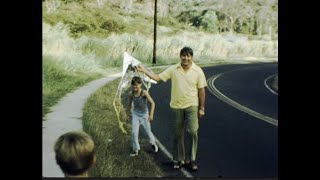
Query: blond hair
54 131 95 176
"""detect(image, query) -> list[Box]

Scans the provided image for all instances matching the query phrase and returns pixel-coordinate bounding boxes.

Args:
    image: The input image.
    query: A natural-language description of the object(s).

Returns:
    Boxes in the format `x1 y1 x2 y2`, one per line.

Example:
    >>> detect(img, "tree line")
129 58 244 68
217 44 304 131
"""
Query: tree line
44 0 278 39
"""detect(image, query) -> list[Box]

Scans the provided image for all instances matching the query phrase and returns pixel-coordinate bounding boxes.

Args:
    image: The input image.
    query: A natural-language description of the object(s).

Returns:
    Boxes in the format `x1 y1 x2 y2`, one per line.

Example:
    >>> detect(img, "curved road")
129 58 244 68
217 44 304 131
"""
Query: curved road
149 62 278 177
43 62 278 177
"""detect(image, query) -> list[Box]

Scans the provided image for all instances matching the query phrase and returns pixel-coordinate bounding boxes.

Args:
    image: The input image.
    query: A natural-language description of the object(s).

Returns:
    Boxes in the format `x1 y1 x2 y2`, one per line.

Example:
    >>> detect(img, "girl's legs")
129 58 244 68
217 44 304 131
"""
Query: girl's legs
141 113 156 145
131 113 140 152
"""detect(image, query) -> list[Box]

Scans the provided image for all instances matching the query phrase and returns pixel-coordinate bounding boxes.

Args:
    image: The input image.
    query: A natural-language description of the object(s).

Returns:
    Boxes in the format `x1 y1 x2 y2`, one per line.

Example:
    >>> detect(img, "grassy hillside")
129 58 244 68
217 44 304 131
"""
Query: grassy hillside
43 1 157 38
43 0 278 63
42 0 278 118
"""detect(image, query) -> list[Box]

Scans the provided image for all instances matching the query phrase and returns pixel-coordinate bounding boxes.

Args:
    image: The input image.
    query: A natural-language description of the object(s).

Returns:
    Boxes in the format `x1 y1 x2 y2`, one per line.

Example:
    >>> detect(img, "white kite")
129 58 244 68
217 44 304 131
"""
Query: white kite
113 52 157 134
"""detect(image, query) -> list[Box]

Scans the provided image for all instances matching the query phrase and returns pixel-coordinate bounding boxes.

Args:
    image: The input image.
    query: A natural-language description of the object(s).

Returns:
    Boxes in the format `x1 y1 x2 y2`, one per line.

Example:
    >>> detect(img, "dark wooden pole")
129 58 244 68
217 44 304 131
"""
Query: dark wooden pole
152 0 157 65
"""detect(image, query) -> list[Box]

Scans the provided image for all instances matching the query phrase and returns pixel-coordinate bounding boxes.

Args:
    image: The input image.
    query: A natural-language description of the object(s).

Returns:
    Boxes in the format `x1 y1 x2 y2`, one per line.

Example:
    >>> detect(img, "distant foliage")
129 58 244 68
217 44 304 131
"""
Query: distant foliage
201 10 219 33
43 0 278 70
43 0 277 38
59 0 84 4
45 0 61 13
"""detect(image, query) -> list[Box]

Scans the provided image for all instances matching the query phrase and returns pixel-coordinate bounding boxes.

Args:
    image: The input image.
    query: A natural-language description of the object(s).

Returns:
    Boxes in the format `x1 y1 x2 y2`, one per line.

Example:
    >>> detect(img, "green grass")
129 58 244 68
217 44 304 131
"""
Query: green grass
43 22 277 74
82 78 164 177
42 56 102 119
43 1 154 38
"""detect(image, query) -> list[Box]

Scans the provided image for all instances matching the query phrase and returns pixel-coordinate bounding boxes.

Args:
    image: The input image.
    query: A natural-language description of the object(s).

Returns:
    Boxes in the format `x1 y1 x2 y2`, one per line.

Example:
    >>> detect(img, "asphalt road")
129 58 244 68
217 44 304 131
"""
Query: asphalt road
149 62 278 177
42 62 278 178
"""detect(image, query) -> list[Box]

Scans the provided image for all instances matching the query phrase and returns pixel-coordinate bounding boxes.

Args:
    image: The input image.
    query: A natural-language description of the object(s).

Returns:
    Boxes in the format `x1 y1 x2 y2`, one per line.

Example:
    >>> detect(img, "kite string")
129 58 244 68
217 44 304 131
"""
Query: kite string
135 70 151 91
112 76 128 134
113 53 155 134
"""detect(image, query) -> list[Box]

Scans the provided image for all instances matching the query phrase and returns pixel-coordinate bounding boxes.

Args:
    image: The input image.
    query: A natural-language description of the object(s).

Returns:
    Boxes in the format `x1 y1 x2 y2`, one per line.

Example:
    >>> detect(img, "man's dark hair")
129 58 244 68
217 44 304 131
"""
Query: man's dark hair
180 47 193 57
131 76 142 85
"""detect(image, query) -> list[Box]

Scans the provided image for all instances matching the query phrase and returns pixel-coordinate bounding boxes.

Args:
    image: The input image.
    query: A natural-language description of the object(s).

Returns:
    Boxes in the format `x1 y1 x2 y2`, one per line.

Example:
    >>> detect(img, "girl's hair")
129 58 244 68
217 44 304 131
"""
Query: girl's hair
54 131 95 176
131 76 142 85
180 47 193 57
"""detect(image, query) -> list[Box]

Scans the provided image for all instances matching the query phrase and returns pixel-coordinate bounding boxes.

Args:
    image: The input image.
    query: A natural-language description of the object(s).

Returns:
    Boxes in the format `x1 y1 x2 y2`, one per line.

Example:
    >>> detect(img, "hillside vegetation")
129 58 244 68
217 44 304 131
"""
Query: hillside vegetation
43 0 278 67
42 0 278 117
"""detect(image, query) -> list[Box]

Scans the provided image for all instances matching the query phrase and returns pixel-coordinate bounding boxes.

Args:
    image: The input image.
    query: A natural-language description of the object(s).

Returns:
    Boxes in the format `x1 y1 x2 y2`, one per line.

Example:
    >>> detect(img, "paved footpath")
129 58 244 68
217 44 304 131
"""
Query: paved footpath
42 64 190 177
42 73 121 177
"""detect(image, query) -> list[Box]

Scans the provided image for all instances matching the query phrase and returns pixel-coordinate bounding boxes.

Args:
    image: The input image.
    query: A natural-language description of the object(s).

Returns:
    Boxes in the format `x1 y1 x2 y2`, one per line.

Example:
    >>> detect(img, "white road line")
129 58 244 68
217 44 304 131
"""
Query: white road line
154 137 194 178
264 74 278 95
207 75 278 126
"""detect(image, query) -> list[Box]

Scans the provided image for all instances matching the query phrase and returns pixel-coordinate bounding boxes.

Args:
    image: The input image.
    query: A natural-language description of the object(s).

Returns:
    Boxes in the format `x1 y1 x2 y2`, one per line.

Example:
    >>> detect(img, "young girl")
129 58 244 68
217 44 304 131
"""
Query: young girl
127 76 158 156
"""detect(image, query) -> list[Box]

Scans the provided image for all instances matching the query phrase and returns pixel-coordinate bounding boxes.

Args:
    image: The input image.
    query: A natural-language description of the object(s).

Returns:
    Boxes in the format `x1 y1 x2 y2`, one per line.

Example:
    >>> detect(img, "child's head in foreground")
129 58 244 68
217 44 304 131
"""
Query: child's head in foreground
54 131 96 177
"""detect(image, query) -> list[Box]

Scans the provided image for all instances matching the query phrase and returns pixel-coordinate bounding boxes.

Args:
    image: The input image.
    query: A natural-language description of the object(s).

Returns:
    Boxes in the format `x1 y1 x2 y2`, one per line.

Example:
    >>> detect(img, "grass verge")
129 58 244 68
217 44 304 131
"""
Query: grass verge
42 57 102 119
82 78 164 177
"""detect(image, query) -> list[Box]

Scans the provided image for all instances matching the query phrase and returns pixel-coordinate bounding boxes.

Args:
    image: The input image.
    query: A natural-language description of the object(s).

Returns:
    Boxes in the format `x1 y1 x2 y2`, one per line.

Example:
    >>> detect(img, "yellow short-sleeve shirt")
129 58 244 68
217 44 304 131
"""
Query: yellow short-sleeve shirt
158 62 207 109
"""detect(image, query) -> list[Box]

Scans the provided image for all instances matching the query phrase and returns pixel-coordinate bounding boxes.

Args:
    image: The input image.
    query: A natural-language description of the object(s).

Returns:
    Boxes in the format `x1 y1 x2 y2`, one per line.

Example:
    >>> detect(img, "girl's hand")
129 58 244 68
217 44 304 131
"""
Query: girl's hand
149 115 154 121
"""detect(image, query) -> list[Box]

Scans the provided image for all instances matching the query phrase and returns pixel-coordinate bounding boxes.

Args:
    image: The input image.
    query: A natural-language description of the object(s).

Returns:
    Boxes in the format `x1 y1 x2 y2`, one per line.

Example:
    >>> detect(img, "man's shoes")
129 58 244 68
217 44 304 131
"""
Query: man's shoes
152 143 158 153
173 161 184 169
129 151 139 157
189 161 198 171
184 160 191 165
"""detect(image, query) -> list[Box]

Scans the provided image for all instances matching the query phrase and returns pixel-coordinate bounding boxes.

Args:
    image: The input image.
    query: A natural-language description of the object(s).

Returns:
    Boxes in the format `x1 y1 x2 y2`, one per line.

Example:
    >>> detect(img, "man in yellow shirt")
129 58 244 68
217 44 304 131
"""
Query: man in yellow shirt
137 47 207 171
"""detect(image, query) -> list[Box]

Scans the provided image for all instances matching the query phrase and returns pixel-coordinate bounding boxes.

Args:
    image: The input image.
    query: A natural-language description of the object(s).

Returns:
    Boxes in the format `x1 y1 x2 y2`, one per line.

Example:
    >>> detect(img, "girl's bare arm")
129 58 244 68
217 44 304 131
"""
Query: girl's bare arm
144 90 155 121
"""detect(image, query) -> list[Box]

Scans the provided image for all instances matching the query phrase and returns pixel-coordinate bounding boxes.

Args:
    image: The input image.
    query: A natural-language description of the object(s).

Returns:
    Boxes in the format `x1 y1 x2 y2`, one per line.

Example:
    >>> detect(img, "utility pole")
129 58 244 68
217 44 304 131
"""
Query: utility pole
152 0 157 65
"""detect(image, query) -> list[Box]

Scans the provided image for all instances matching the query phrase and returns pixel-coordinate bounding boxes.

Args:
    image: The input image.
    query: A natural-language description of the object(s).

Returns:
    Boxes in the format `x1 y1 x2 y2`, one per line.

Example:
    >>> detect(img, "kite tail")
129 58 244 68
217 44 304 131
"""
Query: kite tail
112 77 128 134
113 98 127 134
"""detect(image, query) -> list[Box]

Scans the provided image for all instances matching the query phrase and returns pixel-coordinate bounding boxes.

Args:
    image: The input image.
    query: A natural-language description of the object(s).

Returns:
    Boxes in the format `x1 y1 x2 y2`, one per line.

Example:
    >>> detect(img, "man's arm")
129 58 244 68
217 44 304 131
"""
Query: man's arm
198 87 206 118
136 65 162 82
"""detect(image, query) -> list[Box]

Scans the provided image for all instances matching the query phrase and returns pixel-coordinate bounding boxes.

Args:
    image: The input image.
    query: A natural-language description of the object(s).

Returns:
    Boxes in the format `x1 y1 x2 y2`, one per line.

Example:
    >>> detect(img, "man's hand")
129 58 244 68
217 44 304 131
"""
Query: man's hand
136 64 146 73
198 108 205 118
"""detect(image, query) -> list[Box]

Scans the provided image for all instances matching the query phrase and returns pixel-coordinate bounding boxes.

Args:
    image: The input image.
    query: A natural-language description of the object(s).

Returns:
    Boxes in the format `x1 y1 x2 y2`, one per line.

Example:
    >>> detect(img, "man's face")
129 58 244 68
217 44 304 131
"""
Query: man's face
180 53 192 67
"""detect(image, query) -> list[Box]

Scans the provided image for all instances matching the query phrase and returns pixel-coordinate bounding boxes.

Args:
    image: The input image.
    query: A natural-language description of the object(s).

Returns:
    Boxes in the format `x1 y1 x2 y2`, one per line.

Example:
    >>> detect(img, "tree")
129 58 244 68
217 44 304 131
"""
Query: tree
200 10 219 33
255 0 277 38
96 0 105 8
45 0 61 14
158 0 169 18
216 0 250 34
